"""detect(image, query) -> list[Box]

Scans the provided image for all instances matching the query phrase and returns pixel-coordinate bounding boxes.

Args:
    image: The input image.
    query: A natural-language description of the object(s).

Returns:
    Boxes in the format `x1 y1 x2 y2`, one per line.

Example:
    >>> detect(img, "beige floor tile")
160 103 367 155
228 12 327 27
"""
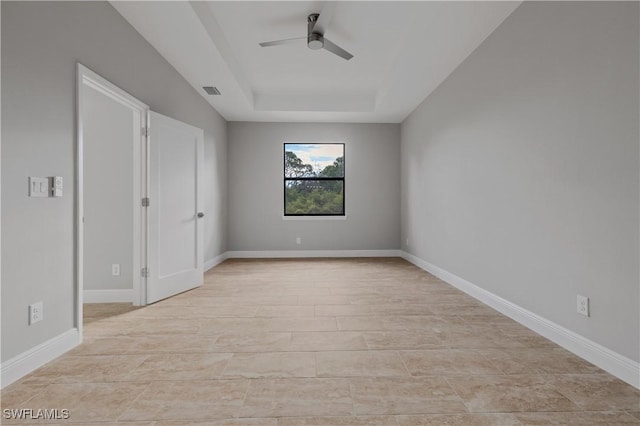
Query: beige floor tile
363 331 446 350
0 382 49 408
350 377 466 415
157 419 278 426
316 350 409 377
255 305 315 317
211 332 292 352
545 374 640 411
316 304 433 316
261 317 339 332
5 382 148 424
43 423 155 426
396 413 521 425
162 296 299 306
124 353 232 381
5 258 633 423
315 305 375 316
222 352 316 378
70 334 221 355
371 304 436 316
240 378 353 417
348 296 414 305
132 304 260 318
476 348 600 374
277 415 398 425
120 380 249 421
424 303 502 317
515 410 640 425
85 318 203 337
290 332 367 351
282 287 334 296
330 286 397 296
400 349 502 376
447 375 580 412
297 295 352 305
337 315 444 331
201 318 337 333
83 303 140 323
439 324 539 349
21 355 147 384
126 319 203 335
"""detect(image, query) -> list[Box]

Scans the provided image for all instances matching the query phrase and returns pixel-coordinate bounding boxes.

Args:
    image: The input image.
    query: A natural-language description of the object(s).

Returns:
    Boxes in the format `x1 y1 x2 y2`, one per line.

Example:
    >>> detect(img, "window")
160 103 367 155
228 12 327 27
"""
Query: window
284 143 345 216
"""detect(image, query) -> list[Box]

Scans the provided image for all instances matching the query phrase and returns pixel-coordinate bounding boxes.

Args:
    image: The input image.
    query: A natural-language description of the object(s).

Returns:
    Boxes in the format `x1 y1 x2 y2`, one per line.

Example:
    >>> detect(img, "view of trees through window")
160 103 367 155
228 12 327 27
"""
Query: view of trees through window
284 143 345 215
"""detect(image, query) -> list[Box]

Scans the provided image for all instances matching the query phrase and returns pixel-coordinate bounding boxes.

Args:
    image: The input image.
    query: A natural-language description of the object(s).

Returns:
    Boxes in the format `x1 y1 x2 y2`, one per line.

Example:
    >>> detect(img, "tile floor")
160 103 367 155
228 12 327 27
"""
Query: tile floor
2 258 639 425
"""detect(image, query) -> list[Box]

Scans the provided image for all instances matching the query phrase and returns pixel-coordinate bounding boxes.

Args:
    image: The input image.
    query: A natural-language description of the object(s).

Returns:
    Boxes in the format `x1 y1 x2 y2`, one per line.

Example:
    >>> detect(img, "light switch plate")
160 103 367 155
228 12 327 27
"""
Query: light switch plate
29 177 49 197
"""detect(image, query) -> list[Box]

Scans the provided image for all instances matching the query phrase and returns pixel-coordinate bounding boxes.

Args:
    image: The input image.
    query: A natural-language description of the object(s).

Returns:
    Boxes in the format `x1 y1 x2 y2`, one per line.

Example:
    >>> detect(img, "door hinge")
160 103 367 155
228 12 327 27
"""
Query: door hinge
142 197 150 207
141 267 149 278
142 127 149 137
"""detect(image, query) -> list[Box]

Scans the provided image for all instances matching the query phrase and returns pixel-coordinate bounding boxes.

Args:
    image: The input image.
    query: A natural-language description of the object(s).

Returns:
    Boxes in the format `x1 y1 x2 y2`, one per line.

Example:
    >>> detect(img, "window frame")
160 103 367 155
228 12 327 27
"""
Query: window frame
283 142 345 217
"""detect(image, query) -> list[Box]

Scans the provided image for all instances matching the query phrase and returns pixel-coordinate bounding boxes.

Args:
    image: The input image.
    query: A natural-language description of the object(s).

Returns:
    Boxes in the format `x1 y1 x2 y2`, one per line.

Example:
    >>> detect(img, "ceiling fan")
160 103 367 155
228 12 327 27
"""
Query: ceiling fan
259 7 354 61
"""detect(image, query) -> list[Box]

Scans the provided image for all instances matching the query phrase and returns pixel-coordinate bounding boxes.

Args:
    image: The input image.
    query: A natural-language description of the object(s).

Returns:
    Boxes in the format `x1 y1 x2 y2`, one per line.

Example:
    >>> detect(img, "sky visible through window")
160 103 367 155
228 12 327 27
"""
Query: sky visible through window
285 143 344 174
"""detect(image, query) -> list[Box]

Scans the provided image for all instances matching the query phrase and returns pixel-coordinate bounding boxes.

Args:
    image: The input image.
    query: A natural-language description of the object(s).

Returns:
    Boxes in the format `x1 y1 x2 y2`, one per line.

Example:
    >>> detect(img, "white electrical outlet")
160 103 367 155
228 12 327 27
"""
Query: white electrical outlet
296 237 302 245
112 264 121 276
29 302 43 325
406 238 409 246
577 295 589 317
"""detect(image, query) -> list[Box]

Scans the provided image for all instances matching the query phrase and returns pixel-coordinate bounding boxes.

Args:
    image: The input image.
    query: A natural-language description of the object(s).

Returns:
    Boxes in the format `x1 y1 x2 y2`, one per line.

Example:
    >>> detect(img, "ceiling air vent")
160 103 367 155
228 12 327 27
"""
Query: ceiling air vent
203 86 221 95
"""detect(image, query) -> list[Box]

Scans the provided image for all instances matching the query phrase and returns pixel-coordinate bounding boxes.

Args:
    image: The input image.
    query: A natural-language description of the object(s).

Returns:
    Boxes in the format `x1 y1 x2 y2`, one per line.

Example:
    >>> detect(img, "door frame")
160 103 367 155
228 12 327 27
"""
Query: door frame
76 64 149 336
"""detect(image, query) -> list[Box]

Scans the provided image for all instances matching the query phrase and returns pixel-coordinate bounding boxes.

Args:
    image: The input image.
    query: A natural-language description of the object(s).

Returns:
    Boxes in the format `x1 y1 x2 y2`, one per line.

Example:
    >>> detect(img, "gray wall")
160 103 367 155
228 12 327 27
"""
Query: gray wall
228 122 400 251
1 1 227 361
82 84 136 291
401 2 639 361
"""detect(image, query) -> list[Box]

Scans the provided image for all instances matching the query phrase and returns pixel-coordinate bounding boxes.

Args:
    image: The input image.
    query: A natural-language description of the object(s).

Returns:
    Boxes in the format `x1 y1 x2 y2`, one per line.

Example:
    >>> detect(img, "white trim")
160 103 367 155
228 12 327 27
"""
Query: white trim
205 252 229 271
83 289 133 303
401 251 640 389
227 250 401 259
282 215 348 221
1 329 80 389
77 64 149 312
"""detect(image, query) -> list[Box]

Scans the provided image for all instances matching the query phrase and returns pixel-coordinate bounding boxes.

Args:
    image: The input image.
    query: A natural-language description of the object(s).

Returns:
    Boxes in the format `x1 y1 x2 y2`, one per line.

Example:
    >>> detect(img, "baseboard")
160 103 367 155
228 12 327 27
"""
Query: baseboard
204 252 229 271
401 251 640 389
1 328 80 389
83 289 132 303
227 249 401 259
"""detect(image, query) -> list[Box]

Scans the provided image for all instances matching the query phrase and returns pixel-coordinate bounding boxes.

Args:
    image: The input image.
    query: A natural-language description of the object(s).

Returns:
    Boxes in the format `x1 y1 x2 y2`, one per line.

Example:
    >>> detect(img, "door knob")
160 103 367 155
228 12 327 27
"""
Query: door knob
197 212 204 218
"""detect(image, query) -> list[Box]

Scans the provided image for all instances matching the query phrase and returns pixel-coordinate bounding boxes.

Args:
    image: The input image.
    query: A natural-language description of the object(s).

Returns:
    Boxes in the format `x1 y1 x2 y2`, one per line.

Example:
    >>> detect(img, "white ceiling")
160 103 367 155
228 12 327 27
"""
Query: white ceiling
111 1 520 123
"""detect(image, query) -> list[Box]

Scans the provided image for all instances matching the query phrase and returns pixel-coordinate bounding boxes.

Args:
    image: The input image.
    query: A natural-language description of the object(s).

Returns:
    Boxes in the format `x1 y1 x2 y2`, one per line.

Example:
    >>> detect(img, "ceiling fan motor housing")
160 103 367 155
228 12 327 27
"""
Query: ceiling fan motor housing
307 33 324 50
307 13 324 49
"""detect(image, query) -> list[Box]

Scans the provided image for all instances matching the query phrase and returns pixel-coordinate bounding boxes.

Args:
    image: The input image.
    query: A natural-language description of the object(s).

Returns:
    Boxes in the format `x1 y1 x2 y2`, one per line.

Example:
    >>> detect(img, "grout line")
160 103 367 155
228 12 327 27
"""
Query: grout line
218 352 233 379
313 352 318 378
442 375 472 414
397 350 413 377
238 378 253 418
115 380 153 422
347 378 356 416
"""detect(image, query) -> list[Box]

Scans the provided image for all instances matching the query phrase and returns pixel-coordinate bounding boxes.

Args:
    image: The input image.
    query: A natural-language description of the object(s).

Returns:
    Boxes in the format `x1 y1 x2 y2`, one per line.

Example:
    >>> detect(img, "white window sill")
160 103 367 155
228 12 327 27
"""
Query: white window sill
282 215 348 221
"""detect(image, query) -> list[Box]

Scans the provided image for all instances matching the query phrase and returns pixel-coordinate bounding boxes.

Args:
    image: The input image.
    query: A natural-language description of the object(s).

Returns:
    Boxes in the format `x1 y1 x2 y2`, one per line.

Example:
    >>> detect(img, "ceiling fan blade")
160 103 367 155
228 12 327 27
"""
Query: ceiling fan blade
322 38 353 60
259 37 306 47
312 2 336 35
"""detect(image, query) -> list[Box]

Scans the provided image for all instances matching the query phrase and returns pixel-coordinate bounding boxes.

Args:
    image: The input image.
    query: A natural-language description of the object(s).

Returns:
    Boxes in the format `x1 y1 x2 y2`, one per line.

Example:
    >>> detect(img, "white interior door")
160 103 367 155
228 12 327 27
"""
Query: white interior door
146 111 204 303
